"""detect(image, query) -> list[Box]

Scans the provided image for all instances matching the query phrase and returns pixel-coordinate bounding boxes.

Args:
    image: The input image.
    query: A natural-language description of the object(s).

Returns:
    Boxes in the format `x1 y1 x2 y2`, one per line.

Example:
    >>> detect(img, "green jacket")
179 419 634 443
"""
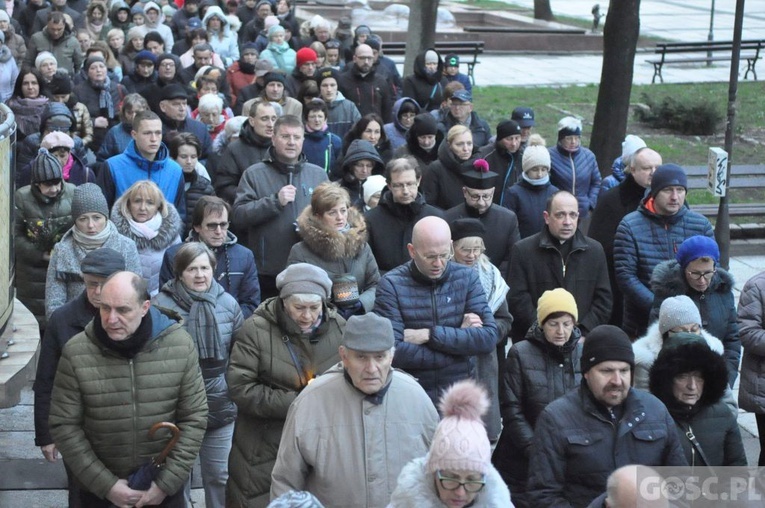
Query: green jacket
49 307 208 499
226 297 345 507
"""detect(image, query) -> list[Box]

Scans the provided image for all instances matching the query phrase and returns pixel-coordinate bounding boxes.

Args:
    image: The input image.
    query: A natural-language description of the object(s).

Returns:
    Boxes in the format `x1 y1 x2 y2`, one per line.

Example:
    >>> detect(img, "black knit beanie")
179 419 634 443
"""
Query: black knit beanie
581 325 635 373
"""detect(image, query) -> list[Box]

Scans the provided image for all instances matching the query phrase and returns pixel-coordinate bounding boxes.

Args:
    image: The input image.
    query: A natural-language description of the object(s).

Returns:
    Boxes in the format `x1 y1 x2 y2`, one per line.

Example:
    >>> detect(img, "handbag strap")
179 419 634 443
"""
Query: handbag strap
683 423 711 467
282 336 307 387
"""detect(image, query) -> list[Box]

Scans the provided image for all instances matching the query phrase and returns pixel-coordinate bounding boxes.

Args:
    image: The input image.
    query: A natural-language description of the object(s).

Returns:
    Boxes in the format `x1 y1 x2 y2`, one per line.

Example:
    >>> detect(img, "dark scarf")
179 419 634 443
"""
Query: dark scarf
343 368 393 405
239 60 256 75
163 279 224 361
93 307 153 359
90 76 115 118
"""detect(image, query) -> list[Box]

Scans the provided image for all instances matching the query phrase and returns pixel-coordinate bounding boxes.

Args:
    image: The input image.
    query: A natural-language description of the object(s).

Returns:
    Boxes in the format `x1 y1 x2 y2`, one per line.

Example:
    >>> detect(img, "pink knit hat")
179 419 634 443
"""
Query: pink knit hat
426 380 491 474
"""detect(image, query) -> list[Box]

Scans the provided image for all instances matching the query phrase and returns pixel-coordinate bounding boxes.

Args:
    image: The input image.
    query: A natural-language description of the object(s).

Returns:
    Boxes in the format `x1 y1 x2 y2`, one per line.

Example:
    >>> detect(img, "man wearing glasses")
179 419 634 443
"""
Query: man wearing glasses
338 44 394 123
614 163 714 339
445 165 520 280
365 157 445 275
508 190 612 343
159 196 261 318
374 215 498 404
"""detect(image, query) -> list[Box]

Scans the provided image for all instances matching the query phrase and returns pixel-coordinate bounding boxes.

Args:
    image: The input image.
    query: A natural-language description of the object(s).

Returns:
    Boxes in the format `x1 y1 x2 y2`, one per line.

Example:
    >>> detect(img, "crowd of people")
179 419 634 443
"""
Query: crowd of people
12 1 765 507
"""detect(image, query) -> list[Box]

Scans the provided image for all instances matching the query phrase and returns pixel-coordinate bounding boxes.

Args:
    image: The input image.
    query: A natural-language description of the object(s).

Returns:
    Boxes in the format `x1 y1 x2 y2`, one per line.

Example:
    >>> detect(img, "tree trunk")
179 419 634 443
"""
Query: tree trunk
404 0 439 76
590 0 641 178
534 0 555 21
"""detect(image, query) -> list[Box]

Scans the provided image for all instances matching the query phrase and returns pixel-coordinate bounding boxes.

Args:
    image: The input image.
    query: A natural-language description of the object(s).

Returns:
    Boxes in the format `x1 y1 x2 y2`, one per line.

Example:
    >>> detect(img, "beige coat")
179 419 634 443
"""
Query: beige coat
270 363 439 508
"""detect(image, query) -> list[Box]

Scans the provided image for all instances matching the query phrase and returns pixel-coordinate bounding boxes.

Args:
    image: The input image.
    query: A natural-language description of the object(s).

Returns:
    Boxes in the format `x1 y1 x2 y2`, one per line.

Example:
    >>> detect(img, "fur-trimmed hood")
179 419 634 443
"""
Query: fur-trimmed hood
388 456 512 507
296 204 368 261
651 259 735 300
110 200 184 251
649 340 729 413
634 321 724 370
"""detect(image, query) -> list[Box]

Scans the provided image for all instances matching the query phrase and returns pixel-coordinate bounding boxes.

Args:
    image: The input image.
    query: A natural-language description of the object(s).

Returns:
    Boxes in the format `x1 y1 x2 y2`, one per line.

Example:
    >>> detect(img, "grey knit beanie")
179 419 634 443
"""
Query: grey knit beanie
31 148 63 183
72 183 109 220
276 263 332 300
658 295 701 335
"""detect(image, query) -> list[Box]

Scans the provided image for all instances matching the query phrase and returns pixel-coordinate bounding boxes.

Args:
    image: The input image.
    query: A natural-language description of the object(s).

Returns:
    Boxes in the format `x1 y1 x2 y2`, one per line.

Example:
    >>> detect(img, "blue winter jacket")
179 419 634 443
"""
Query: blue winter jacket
159 230 261 319
97 123 133 163
445 72 472 93
548 144 602 218
614 200 714 336
383 97 420 151
100 140 186 217
600 155 625 191
302 128 342 176
374 261 498 404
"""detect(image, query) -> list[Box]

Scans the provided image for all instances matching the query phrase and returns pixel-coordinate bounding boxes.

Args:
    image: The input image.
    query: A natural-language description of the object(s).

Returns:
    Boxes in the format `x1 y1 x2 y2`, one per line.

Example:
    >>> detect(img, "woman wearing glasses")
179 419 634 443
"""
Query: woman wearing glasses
649 235 740 387
389 379 513 507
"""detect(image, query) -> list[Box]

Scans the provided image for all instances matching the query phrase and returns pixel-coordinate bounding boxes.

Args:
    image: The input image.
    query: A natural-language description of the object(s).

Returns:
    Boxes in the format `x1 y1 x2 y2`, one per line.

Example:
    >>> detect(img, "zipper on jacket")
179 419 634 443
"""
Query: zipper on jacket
130 358 138 466
568 154 576 196
430 285 438 329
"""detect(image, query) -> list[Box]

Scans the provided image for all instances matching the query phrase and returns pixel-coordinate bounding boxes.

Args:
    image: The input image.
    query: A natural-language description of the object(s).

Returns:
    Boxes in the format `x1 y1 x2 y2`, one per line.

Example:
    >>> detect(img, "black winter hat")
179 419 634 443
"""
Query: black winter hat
410 113 438 137
31 148 63 183
581 325 635 373
650 163 688 198
496 120 521 141
315 67 339 87
48 72 73 95
263 71 286 86
450 218 485 241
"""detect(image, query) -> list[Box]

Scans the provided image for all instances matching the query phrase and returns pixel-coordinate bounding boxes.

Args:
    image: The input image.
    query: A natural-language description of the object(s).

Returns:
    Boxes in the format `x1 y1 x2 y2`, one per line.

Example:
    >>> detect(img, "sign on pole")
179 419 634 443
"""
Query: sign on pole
708 147 728 197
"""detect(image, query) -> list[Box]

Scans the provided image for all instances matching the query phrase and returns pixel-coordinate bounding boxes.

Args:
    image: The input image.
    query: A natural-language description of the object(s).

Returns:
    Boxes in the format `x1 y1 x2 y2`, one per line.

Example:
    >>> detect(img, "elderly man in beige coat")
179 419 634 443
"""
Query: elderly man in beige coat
270 312 439 507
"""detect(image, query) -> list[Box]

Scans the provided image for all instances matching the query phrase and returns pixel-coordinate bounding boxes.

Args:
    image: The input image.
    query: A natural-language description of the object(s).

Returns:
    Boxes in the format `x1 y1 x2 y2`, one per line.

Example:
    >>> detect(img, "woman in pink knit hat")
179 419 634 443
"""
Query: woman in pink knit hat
388 380 513 507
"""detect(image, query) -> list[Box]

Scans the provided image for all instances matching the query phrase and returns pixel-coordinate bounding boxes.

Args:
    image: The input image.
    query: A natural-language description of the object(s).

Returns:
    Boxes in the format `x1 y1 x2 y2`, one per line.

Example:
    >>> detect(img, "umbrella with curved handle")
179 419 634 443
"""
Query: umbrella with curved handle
125 422 181 491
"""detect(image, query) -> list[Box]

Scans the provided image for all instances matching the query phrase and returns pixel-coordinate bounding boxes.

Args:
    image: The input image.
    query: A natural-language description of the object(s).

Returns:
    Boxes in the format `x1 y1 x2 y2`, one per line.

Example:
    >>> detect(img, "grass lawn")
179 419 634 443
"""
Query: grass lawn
471 81 765 208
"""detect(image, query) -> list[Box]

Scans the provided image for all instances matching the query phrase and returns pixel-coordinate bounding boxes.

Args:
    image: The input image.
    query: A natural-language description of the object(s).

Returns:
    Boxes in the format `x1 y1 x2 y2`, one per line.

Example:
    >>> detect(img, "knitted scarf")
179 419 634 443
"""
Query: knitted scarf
72 219 117 251
90 75 115 118
163 278 224 360
127 211 162 240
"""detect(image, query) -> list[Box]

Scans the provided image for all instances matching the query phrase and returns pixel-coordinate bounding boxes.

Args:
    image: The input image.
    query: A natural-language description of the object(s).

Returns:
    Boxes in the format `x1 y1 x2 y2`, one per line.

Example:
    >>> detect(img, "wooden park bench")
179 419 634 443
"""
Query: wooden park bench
685 164 765 219
647 39 765 84
383 40 485 86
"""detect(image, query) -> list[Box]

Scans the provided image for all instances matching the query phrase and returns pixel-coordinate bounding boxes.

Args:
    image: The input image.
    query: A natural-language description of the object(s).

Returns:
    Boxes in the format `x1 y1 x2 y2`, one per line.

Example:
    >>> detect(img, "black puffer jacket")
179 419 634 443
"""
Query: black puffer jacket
478 141 524 204
493 324 583 507
649 340 747 467
402 49 447 111
215 121 271 204
182 170 214 236
649 259 741 387
364 190 445 273
421 140 479 210
338 139 384 209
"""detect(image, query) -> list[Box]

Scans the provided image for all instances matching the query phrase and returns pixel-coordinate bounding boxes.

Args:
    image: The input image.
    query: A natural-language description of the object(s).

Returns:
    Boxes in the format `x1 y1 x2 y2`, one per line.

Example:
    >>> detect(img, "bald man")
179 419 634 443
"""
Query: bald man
373 216 498 403
338 43 394 122
50 272 207 508
587 465 669 508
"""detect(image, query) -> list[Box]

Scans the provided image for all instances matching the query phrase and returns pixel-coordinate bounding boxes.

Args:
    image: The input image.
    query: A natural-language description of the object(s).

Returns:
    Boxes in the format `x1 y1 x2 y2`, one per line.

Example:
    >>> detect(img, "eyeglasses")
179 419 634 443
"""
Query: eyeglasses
686 269 716 281
466 192 493 202
436 471 485 493
457 246 485 256
159 62 175 68
417 247 453 263
85 280 104 290
390 182 417 190
204 221 230 231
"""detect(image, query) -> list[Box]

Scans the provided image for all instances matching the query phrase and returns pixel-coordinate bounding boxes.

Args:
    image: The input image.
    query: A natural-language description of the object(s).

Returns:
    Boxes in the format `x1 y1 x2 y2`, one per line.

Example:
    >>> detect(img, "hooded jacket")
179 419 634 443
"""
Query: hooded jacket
16 103 84 173
101 140 186 216
339 139 385 208
136 1 175 52
49 306 208 499
493 324 582 505
548 143 602 218
649 259 741 386
260 38 297 74
421 140 480 210
402 50 448 111
614 200 714 337
159 230 261 319
364 190 445 274
226 297 345 507
109 1 132 34
394 113 441 173
203 6 239 66
326 91 362 140
383 97 420 151
215 121 272 204
26 23 83 75
0 45 18 102
302 126 342 176
289 205 380 312
15 181 76 327
2 22 27 63
478 139 524 204
388 456 512 508
649 341 746 467
232 147 329 276
111 199 183 296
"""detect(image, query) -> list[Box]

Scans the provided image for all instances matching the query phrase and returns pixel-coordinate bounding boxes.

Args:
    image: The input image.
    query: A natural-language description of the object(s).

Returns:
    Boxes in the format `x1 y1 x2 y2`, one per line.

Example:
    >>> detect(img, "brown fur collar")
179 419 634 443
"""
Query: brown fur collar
296 205 368 261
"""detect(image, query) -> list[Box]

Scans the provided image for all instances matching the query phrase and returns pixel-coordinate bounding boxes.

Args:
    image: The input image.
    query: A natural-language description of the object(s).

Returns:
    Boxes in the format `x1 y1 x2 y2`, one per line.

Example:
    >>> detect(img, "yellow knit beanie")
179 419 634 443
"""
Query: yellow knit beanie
537 288 578 325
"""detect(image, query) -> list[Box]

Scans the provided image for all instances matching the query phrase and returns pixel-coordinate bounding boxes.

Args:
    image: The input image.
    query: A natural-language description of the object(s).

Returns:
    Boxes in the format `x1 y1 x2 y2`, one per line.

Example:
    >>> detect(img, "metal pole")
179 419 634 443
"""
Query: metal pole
716 0 745 269
707 0 716 66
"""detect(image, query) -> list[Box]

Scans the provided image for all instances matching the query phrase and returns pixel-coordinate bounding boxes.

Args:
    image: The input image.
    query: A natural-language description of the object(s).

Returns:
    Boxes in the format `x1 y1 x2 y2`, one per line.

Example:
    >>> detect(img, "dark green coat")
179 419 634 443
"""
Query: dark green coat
14 182 75 328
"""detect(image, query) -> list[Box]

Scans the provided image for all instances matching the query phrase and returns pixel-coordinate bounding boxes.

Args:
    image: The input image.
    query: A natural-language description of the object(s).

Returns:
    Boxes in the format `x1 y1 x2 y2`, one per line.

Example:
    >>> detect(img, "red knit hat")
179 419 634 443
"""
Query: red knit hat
296 47 318 68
